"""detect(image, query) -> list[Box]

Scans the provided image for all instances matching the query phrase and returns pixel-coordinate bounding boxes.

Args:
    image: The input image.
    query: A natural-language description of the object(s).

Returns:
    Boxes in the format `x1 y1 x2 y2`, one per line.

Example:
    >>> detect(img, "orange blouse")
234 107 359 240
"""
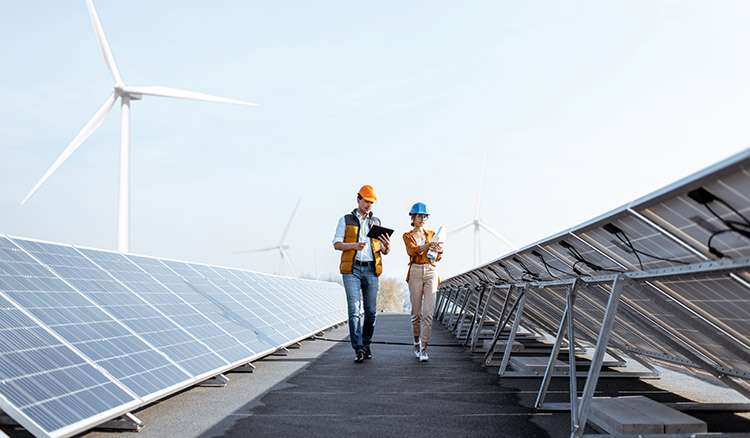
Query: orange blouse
403 229 443 266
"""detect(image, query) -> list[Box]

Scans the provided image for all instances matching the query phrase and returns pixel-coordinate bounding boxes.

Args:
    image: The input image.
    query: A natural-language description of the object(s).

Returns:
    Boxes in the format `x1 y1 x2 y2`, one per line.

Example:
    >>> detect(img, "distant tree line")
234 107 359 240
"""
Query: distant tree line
300 273 408 313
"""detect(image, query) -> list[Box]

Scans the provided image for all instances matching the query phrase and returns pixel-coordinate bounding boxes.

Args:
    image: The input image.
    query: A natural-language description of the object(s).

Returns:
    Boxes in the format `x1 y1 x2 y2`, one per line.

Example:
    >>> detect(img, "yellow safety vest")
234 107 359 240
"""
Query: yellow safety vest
339 210 383 276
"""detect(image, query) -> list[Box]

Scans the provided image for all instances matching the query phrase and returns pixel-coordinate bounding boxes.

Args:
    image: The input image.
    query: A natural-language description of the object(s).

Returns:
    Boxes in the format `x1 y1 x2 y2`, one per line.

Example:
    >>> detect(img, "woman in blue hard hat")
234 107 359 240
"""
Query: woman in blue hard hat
402 202 443 362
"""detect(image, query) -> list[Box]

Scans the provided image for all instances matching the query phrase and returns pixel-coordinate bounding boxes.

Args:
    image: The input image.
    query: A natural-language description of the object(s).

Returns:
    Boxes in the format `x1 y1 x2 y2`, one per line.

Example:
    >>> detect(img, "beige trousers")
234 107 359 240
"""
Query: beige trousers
408 263 438 344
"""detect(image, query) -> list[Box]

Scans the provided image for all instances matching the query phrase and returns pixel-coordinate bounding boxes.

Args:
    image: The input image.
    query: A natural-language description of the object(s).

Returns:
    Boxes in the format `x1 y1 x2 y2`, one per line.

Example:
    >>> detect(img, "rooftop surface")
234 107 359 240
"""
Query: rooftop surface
2 313 748 438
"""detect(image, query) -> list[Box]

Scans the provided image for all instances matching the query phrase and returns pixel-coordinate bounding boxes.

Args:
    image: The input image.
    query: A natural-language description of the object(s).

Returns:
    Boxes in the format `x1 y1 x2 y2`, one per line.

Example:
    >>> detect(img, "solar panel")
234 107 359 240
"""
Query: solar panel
578 216 701 271
0 233 347 437
213 267 346 339
123 255 256 365
637 168 750 260
286 275 347 327
295 279 340 328
233 270 321 335
437 149 750 437
8 238 192 400
157 259 280 356
0 237 139 438
76 248 230 379
264 274 344 334
623 278 750 374
208 266 302 339
186 263 291 349
271 276 331 330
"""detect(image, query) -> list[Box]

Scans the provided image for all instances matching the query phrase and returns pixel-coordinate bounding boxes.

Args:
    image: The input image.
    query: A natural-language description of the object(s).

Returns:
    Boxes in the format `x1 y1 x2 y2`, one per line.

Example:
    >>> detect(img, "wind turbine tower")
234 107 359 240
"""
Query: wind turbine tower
449 147 516 266
22 0 260 254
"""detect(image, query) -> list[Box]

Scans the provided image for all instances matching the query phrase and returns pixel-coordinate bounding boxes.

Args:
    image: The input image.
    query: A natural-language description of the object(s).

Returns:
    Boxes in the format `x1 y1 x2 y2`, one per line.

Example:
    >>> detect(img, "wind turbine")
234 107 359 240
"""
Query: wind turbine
21 0 260 254
449 147 516 266
236 199 300 277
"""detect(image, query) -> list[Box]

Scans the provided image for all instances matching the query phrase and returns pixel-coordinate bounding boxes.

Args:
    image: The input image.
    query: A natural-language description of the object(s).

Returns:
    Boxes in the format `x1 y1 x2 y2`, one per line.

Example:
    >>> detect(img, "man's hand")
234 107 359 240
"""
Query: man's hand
334 241 366 251
378 233 391 254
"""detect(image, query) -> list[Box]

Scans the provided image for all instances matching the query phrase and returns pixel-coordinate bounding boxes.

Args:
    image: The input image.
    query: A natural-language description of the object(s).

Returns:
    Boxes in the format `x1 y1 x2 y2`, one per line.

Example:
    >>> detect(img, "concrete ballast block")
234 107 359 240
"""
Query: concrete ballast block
589 396 707 435
483 340 524 352
510 356 567 374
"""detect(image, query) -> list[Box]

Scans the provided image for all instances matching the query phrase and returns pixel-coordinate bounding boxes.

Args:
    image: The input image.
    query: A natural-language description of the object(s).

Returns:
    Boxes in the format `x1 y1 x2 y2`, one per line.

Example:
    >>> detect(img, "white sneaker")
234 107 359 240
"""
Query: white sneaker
419 346 429 362
413 342 420 358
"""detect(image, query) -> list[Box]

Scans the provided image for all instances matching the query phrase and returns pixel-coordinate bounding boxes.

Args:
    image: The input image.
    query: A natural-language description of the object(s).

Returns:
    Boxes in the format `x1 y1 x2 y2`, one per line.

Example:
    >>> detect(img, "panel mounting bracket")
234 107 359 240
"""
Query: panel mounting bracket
94 412 144 432
199 373 229 387
230 362 255 373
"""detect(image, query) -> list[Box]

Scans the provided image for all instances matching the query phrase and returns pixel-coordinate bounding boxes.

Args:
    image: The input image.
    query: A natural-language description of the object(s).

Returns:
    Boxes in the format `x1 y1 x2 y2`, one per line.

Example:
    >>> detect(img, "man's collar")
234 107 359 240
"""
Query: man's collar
351 208 372 220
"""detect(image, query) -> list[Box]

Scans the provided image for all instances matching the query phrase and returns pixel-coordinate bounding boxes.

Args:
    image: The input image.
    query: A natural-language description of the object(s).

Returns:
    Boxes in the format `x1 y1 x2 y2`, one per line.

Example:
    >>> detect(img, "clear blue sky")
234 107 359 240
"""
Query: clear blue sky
1 1 749 281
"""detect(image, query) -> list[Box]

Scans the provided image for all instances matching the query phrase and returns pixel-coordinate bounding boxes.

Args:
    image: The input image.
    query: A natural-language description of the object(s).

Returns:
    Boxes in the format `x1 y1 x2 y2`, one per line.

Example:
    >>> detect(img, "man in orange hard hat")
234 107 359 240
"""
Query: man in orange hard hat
332 185 391 363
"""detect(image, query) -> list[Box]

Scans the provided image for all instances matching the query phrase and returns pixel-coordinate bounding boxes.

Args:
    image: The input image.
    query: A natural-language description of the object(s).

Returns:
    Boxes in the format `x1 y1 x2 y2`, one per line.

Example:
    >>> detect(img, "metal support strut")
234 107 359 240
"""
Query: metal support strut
571 274 625 438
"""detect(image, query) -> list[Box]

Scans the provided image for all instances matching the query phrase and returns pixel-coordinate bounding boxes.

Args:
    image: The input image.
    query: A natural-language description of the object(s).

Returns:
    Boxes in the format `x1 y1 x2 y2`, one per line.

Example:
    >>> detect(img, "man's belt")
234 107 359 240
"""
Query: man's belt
353 260 374 267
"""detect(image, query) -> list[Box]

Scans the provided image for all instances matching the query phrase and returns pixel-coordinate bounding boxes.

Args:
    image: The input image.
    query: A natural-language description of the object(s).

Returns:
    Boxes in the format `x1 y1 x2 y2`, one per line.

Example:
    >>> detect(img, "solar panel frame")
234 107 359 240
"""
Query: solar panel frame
444 261 750 420
455 285 487 342
463 283 494 349
446 285 470 329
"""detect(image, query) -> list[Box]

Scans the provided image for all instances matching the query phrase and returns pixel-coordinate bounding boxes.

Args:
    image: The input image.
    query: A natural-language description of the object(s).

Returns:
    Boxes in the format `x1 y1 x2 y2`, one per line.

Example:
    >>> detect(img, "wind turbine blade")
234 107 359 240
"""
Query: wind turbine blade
478 220 517 249
448 221 474 234
234 246 278 254
22 92 117 204
279 199 301 244
86 0 123 84
279 247 298 277
124 85 260 107
475 146 487 219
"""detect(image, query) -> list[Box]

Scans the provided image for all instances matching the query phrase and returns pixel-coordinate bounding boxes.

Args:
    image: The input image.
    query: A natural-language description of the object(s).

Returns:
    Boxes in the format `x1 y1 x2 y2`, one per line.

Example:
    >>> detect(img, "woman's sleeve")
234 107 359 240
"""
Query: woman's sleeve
403 233 422 256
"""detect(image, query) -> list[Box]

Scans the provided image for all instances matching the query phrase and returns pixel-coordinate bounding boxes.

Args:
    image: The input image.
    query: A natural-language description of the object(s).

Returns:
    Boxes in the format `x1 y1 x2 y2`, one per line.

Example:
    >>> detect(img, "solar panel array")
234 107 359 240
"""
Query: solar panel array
0 236 345 438
436 148 750 437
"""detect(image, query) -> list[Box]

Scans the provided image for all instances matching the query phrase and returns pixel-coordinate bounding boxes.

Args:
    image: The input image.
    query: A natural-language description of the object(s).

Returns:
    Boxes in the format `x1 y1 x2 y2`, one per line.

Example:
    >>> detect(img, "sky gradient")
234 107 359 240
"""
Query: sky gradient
2 1 749 281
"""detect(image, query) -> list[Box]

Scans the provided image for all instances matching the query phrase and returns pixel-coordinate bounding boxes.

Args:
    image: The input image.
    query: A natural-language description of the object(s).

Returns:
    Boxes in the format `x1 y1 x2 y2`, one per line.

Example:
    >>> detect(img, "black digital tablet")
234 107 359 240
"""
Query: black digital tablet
366 225 394 239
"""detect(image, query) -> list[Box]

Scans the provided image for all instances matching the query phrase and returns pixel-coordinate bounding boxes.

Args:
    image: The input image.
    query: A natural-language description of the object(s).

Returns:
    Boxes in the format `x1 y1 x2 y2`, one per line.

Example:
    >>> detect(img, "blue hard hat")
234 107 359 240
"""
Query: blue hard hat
409 202 429 215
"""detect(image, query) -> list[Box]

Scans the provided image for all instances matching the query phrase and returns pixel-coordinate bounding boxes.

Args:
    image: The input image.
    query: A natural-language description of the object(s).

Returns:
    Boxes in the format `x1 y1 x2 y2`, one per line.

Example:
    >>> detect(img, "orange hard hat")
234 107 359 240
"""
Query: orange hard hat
358 185 377 202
